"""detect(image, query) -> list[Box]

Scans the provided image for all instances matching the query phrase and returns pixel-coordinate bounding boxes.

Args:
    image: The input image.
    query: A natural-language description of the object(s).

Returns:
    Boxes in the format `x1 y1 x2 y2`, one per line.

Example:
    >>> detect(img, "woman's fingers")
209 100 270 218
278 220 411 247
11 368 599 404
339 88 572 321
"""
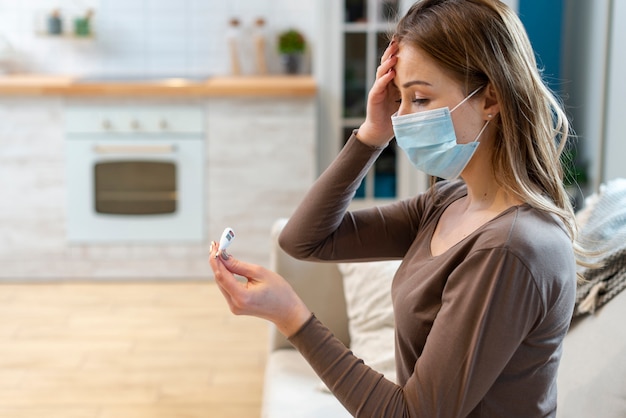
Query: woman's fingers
373 39 398 97
209 241 250 312
376 54 397 80
209 242 235 297
219 252 266 283
208 241 268 316
379 37 397 64
377 39 398 77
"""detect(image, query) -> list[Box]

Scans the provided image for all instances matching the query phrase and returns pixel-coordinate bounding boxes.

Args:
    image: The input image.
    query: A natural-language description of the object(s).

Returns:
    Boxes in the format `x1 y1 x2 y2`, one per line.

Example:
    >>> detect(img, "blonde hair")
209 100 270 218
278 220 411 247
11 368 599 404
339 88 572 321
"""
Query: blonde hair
395 0 588 272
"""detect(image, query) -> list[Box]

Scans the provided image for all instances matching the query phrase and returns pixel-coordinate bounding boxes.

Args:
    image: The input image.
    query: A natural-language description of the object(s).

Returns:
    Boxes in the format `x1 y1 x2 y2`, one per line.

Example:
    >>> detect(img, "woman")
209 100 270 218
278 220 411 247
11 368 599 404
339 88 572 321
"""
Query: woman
209 0 579 416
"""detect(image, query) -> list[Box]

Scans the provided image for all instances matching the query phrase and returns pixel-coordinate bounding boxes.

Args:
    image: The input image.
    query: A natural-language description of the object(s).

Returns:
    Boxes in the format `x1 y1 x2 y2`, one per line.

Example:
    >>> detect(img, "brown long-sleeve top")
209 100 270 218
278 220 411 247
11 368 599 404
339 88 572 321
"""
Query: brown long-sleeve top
279 134 576 417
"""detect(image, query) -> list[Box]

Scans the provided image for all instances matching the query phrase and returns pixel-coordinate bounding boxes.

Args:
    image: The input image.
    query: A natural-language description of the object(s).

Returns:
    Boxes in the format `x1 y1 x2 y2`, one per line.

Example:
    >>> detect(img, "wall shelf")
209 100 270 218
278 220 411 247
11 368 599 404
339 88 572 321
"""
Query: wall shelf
35 32 95 40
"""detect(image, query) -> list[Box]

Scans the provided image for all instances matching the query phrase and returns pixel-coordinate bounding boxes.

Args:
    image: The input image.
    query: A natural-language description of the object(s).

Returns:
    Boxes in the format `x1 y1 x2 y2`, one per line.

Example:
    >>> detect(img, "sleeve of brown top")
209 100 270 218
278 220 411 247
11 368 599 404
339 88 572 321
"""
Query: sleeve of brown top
289 315 410 417
278 132 424 262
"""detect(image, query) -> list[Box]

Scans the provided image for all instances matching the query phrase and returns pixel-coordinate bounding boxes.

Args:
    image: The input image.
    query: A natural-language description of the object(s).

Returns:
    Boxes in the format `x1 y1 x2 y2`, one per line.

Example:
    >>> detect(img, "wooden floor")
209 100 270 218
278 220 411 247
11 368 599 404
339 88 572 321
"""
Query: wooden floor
0 281 269 418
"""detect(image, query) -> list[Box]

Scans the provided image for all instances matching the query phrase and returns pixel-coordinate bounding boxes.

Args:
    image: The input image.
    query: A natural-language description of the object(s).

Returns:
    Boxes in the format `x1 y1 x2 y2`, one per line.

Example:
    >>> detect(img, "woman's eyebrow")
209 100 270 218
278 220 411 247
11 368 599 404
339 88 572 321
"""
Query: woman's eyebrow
402 80 433 88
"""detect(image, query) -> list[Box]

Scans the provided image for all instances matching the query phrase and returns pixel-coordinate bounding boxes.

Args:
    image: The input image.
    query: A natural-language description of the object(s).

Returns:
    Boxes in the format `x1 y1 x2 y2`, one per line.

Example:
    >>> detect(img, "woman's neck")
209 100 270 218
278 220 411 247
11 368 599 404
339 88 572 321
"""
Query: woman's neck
461 167 523 212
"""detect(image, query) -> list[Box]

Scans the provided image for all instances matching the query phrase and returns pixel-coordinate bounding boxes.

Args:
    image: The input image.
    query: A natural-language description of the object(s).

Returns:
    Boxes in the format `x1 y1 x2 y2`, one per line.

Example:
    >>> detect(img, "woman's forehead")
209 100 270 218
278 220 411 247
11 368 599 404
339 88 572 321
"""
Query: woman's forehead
394 44 450 89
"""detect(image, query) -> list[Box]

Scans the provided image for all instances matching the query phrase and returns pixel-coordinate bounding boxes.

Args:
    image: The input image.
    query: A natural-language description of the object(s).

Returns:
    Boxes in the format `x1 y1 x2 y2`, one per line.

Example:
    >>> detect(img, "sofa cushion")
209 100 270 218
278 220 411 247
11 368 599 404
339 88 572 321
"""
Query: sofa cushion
261 349 352 418
557 288 626 417
269 218 350 351
339 260 401 383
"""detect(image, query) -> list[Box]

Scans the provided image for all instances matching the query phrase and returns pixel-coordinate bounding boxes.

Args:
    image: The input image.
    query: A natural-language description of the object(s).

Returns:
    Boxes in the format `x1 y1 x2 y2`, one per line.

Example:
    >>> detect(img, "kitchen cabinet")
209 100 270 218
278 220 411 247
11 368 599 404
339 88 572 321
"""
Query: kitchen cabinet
0 79 316 279
343 0 400 200
317 0 427 207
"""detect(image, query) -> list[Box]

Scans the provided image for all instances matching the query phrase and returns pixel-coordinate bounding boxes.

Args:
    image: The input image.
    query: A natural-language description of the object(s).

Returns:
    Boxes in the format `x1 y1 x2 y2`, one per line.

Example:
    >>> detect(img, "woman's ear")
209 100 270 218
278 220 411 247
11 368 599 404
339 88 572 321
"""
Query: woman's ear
483 83 500 120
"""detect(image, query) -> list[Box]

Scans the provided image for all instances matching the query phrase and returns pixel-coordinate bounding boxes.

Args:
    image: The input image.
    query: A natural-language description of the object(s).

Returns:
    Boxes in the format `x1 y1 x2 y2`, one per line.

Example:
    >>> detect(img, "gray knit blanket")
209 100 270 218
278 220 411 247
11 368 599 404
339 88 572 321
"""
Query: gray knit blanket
573 178 626 317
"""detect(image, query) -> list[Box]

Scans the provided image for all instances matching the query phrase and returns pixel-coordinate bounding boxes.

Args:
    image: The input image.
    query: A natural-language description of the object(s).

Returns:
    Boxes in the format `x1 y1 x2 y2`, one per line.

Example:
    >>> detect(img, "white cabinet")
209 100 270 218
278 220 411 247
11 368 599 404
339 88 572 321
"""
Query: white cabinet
316 0 426 207
0 96 317 279
342 0 401 202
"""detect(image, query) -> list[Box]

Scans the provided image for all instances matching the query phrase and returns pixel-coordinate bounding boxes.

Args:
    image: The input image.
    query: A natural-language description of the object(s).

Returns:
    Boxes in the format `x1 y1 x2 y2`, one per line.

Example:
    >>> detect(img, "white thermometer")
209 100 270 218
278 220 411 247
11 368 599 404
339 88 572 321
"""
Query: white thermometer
218 227 235 253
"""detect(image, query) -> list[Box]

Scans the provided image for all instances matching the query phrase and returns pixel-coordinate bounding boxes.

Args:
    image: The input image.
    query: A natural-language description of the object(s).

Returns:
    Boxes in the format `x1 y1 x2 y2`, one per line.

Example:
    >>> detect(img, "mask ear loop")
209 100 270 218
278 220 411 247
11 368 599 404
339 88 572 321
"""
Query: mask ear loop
450 85 485 113
451 85 490 144
472 119 490 143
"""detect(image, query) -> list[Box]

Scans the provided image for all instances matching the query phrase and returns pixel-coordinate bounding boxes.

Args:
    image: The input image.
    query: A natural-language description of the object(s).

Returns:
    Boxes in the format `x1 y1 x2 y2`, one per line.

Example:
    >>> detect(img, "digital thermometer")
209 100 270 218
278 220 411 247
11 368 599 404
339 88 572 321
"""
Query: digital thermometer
218 227 235 253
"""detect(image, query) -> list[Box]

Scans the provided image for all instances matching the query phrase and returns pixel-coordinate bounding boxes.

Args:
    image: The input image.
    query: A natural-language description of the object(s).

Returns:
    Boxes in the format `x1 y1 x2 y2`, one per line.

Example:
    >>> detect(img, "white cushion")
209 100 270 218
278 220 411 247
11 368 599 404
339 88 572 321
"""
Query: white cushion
261 349 352 418
339 260 401 383
557 289 626 417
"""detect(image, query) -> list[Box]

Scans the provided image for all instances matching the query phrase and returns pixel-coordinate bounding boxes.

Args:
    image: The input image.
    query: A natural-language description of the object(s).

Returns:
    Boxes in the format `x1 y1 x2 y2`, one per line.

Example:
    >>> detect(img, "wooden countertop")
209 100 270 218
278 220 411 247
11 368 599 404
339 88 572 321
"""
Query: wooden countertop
0 74 316 97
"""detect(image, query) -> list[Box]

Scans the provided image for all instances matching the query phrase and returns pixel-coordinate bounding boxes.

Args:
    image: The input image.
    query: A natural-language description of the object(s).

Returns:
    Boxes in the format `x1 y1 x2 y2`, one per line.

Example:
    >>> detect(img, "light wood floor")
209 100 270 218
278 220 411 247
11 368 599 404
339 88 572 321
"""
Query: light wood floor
0 281 269 418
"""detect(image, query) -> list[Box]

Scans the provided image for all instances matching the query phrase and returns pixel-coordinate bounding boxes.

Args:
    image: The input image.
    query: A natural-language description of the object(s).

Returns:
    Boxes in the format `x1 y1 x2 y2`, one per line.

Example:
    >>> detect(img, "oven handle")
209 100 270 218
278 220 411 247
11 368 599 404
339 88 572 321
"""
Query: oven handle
93 144 176 154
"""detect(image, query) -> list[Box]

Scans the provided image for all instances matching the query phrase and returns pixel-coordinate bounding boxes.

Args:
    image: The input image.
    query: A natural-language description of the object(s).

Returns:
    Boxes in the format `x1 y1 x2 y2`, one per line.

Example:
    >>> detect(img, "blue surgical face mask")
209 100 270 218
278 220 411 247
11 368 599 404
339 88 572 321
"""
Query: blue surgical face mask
391 87 489 180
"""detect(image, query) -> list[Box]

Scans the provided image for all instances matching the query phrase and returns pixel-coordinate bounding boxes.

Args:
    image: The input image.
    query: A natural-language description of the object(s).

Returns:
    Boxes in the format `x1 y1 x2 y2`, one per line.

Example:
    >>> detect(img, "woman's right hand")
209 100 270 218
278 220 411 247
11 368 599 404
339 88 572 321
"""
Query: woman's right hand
356 38 399 147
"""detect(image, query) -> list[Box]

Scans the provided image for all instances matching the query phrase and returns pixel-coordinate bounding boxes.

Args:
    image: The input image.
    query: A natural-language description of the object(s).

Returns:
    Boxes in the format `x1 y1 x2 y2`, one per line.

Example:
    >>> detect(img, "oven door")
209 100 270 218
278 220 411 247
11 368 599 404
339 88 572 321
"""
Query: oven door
66 137 204 242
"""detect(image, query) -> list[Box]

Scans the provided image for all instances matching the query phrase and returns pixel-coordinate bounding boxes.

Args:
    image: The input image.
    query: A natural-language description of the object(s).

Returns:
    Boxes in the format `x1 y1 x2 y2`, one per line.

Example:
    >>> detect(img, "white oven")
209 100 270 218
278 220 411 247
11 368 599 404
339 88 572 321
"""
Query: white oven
65 105 204 243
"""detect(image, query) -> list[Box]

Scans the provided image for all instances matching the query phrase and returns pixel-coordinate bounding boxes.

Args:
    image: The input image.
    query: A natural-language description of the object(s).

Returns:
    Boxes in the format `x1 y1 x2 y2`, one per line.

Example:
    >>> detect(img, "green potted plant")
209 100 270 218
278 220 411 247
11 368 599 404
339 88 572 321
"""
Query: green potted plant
277 29 305 74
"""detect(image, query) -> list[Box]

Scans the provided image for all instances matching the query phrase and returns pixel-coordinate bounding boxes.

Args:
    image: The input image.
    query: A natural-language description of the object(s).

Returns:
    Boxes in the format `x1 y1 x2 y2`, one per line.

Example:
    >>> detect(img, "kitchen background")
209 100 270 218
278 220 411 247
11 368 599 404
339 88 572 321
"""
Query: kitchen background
0 0 316 77
0 0 624 282
0 0 325 281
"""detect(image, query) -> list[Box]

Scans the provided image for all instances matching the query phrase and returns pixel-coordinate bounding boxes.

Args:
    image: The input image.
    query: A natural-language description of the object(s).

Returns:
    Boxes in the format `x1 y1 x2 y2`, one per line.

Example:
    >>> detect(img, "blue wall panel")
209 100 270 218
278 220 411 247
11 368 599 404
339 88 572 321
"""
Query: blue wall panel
518 0 564 92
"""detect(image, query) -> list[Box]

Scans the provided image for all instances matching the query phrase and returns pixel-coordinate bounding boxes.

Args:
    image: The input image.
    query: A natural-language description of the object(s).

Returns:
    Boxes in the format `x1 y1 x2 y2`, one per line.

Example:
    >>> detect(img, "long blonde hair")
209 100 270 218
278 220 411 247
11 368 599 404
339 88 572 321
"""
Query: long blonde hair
395 0 589 268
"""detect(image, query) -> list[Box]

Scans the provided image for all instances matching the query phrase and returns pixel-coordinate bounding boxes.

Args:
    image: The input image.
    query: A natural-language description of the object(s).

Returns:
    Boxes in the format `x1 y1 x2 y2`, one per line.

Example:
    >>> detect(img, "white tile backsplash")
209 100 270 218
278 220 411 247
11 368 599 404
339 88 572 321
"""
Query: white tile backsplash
0 0 317 76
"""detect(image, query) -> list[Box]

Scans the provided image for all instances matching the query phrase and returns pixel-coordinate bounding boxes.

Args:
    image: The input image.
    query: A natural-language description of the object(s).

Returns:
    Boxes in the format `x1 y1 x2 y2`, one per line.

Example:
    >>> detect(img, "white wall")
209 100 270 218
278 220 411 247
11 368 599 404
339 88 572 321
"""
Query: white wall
561 0 618 190
0 0 318 77
602 0 626 183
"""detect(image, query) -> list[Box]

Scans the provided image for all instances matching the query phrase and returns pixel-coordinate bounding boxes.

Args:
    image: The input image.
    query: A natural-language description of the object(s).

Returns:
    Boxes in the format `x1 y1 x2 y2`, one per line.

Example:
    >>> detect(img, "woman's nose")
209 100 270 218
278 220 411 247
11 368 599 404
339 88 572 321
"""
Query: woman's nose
396 102 411 117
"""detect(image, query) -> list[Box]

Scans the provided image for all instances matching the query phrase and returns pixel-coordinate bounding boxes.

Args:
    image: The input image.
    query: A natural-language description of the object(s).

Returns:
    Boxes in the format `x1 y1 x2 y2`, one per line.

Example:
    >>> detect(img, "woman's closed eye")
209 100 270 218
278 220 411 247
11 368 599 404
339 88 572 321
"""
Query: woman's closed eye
395 97 430 105
412 98 429 105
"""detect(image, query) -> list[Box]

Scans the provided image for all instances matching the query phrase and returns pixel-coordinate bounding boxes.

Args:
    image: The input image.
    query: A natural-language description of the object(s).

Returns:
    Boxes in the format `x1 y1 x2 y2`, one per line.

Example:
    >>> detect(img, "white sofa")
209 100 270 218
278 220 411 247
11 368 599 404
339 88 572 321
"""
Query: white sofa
261 218 626 418
262 219 352 418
